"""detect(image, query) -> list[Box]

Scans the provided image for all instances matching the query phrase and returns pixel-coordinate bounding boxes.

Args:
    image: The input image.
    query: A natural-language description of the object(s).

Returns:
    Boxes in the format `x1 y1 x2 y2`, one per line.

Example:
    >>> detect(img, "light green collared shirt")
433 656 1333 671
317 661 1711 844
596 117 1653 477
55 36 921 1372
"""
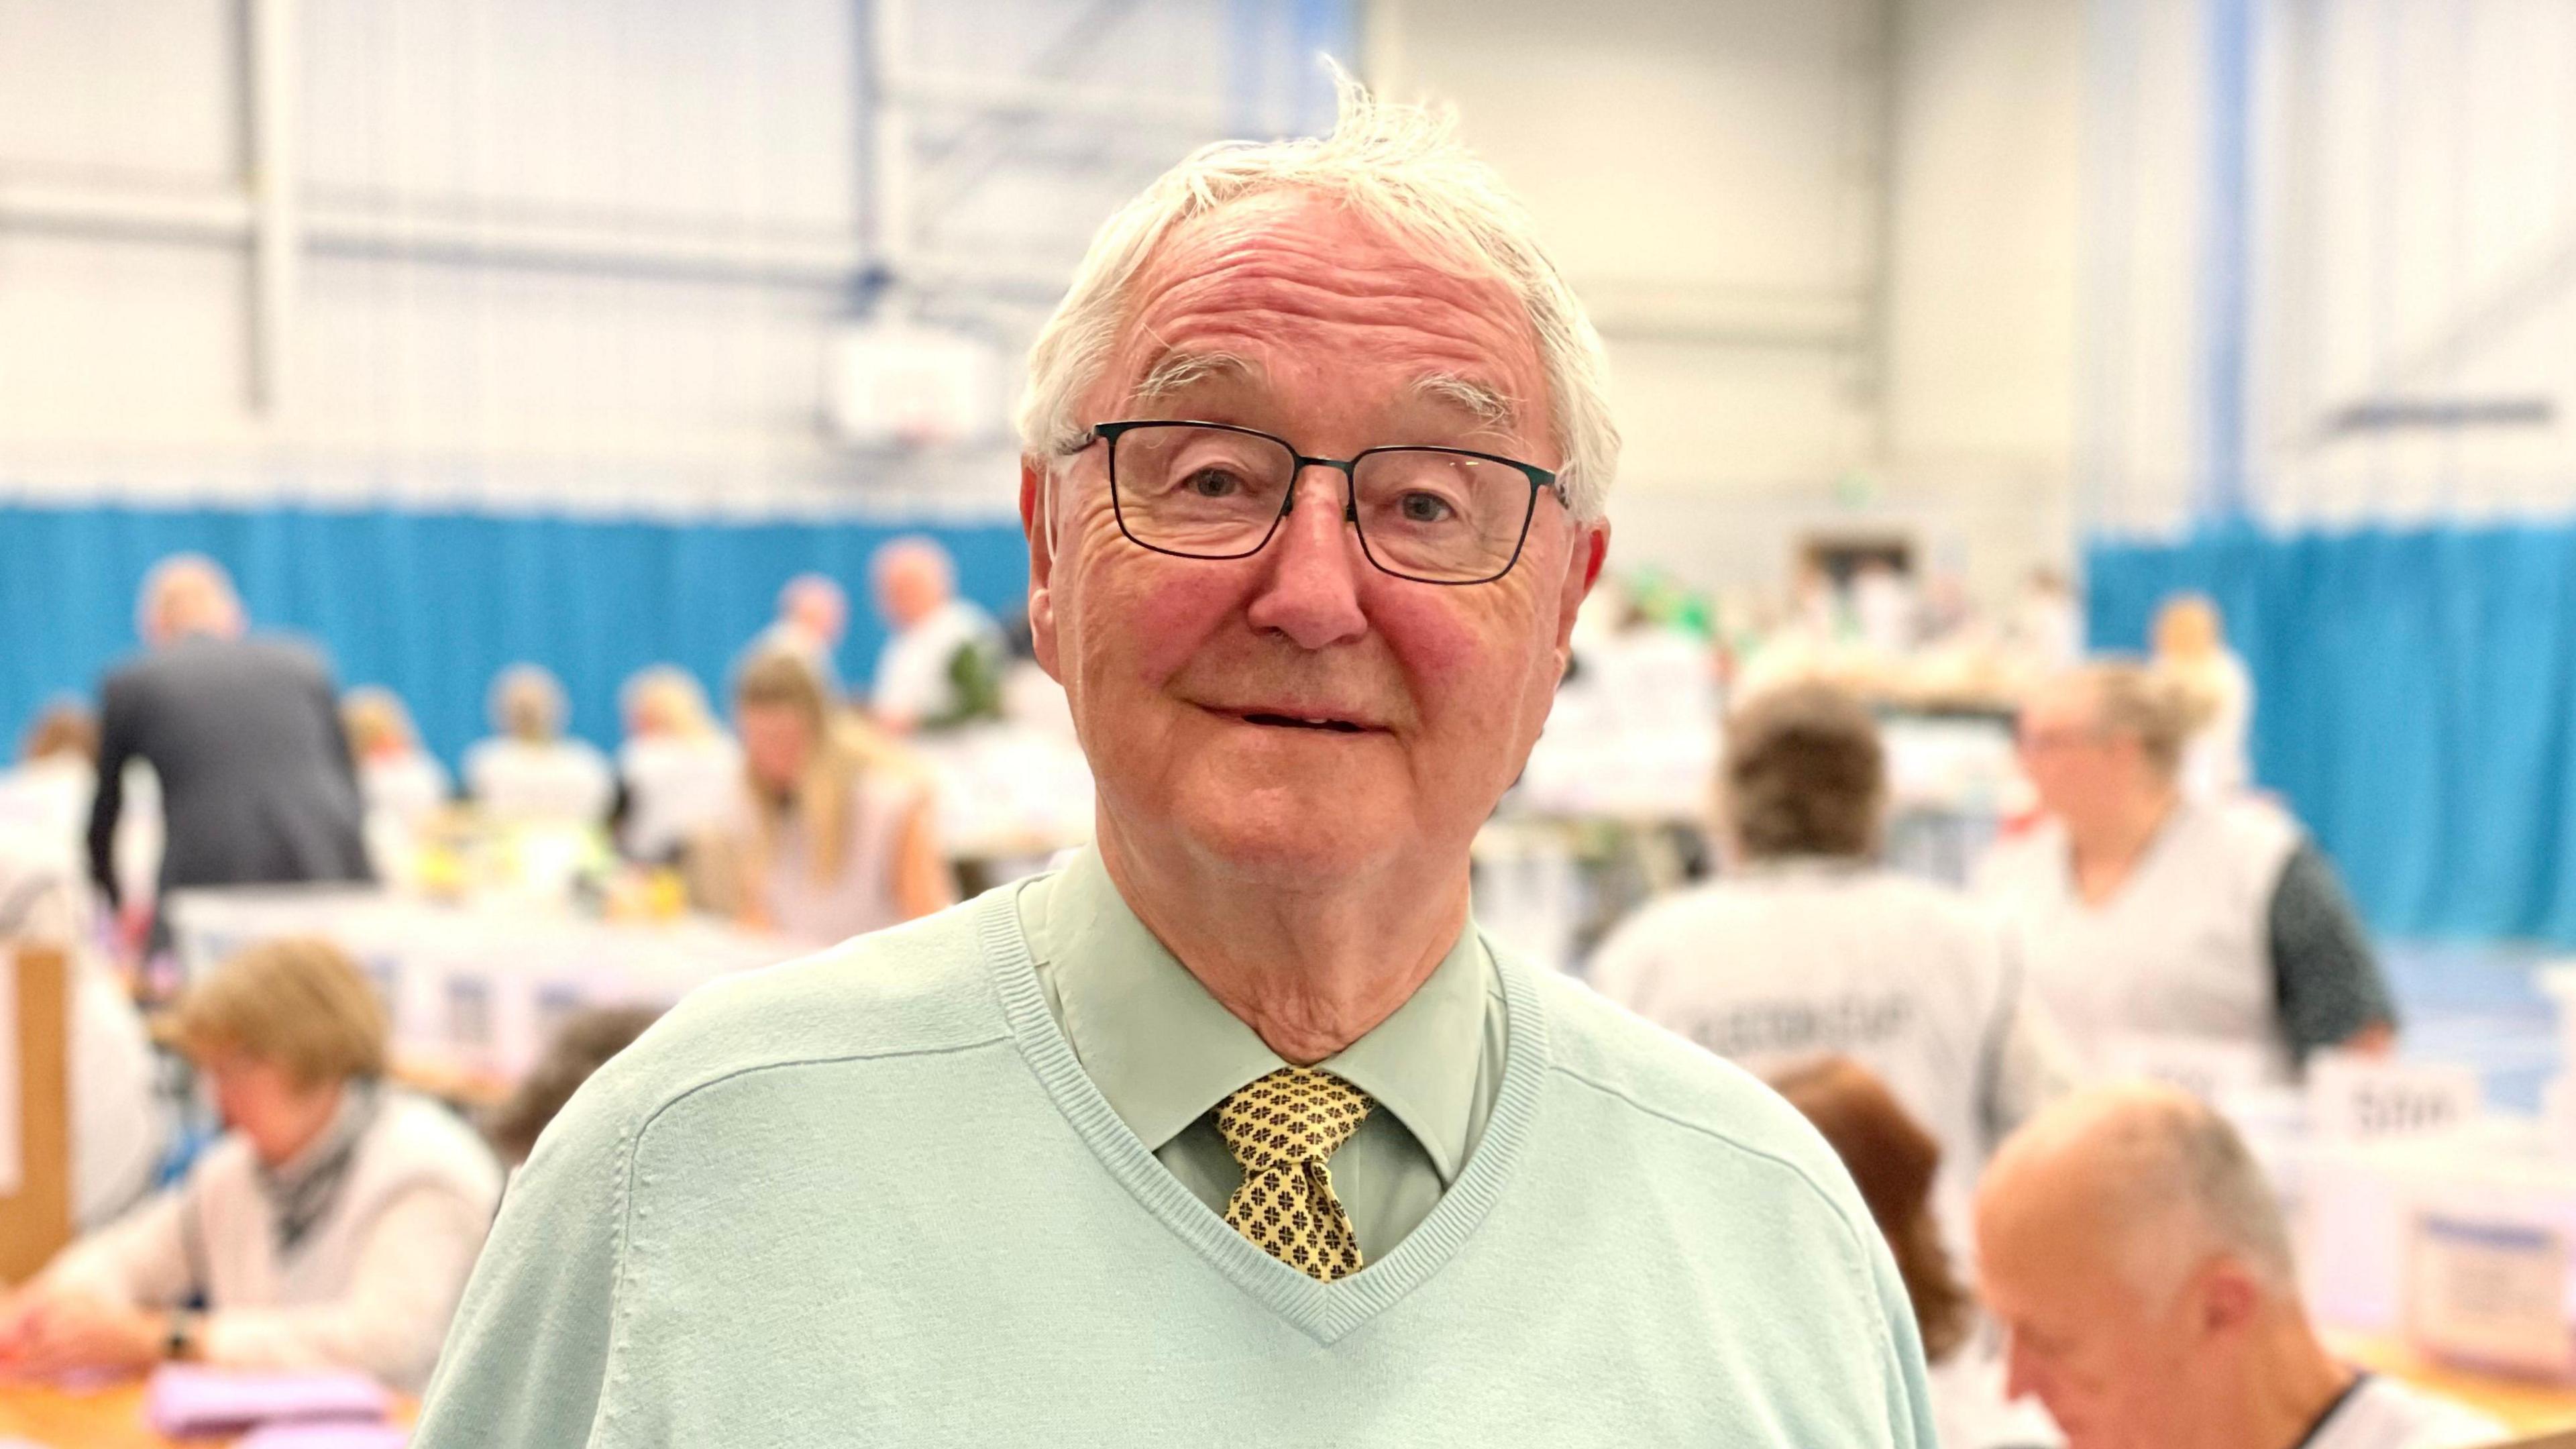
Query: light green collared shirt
1014 846 1505 1262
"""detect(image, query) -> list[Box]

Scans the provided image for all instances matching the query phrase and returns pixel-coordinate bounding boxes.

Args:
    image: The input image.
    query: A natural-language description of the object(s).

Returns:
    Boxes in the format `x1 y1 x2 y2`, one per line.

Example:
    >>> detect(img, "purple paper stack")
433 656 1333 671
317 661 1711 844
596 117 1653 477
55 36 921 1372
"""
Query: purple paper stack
142 1364 398 1441
235 1425 411 1449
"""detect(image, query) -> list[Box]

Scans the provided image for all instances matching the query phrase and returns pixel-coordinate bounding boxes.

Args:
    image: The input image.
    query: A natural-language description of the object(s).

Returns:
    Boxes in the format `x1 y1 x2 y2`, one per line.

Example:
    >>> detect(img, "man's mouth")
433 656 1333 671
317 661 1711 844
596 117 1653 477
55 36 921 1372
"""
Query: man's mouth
1200 702 1384 735
1239 712 1367 734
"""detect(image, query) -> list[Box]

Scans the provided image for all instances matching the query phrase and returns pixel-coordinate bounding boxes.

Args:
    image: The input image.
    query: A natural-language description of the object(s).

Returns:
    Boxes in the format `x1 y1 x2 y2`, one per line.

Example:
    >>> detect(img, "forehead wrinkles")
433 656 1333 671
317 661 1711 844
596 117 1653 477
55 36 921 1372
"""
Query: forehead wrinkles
1107 198 1546 414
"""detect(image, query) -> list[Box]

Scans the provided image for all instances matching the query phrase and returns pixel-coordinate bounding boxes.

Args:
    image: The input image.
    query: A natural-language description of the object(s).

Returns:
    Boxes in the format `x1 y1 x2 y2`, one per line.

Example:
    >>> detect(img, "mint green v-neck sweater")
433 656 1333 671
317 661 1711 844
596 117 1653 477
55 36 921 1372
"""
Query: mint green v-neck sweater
416 885 1936 1447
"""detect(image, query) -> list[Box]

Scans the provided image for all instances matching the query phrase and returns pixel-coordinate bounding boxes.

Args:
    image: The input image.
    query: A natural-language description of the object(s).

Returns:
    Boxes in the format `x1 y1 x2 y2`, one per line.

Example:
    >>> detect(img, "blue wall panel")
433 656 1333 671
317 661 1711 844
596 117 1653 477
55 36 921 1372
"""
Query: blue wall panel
2088 522 2576 945
0 501 1030 771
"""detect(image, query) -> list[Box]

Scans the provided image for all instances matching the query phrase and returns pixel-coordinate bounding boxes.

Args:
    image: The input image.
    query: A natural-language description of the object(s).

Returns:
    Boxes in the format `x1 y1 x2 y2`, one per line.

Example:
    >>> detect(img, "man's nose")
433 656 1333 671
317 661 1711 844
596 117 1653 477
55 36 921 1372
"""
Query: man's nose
1243 470 1369 650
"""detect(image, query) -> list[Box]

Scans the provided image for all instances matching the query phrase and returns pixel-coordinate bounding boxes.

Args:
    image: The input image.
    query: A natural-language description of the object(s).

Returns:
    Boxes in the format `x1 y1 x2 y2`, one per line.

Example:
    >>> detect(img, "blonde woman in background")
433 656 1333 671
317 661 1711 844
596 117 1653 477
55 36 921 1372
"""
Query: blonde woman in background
0 936 500 1391
614 666 741 865
463 663 614 825
1979 662 2394 1083
726 651 952 945
341 687 451 830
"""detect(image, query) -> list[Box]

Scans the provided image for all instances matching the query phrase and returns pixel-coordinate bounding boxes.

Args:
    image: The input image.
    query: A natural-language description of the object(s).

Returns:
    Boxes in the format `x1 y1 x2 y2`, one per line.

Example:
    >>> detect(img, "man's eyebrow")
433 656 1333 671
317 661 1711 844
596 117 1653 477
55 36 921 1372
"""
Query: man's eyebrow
1412 374 1519 433
1130 349 1261 407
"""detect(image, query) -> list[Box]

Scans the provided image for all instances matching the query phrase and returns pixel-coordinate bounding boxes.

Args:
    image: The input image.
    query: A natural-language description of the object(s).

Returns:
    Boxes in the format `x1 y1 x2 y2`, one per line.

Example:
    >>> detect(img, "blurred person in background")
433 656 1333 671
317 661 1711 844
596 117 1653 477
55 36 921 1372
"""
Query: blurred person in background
0 936 500 1391
0 848 164 1235
1977 1083 2500 1449
749 572 850 695
612 665 741 865
724 650 951 945
464 663 614 826
1590 681 2075 1249
1979 663 2393 1083
867 535 1004 733
341 686 451 830
1 700 103 884
2152 593 2255 799
1770 1058 2052 1449
88 556 371 954
482 1004 666 1169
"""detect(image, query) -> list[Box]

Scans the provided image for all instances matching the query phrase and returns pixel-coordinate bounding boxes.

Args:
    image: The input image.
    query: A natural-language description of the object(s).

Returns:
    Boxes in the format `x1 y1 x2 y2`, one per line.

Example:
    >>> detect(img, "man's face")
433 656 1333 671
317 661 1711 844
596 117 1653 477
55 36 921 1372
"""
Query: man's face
1024 189 1606 888
875 555 947 630
1978 1187 2200 1449
788 582 849 645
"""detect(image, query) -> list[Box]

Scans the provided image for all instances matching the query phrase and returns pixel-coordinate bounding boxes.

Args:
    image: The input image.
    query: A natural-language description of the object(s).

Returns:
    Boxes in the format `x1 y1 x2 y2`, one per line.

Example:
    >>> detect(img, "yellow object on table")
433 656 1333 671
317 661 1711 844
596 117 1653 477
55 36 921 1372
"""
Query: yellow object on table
0 1377 415 1448
2332 1330 2576 1436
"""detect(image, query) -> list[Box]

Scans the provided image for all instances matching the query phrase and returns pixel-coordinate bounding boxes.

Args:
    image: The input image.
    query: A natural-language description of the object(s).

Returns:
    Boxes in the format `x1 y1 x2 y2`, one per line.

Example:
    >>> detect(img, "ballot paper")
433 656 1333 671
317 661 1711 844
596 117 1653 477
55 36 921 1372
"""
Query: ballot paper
2404 1212 2574 1380
236 1424 411 1449
143 1365 391 1438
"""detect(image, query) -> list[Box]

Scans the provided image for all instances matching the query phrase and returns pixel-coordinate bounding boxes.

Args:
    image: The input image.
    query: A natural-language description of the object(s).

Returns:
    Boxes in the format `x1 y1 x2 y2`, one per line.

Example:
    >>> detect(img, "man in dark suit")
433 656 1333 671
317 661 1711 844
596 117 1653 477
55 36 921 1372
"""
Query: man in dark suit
87 556 372 949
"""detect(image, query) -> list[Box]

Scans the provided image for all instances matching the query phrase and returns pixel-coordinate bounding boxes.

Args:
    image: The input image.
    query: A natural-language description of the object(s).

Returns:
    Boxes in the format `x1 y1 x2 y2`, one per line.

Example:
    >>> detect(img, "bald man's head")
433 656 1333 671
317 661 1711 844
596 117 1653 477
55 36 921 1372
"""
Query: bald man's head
137 554 245 647
870 537 954 629
1984 1083 2292 1297
780 573 848 639
1976 1085 2304 1449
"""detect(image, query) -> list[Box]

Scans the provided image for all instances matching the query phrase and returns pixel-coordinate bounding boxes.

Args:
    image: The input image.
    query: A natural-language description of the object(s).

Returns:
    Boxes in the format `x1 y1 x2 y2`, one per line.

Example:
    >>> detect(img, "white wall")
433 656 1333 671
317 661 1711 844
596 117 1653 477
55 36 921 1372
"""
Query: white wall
0 0 1328 517
1879 0 2086 586
1368 0 1907 596
1371 0 2098 600
2083 0 2576 535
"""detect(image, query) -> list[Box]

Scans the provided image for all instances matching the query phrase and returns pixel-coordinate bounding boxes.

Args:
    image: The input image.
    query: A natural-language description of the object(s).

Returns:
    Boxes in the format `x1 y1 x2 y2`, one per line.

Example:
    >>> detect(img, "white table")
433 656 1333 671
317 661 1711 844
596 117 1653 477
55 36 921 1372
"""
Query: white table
165 886 798 1085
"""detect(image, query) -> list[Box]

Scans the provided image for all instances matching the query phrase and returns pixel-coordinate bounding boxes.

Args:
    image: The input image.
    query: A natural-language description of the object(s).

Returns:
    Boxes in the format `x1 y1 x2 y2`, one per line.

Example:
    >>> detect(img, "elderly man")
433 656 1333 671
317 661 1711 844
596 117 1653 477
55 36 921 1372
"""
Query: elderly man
1978 1085 2501 1449
416 86 1934 1446
867 534 1004 731
88 555 370 951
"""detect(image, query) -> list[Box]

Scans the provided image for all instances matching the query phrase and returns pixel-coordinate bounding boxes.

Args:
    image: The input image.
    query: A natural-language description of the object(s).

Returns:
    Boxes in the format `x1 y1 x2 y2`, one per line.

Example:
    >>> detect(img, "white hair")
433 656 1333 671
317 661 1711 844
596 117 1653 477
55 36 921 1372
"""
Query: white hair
136 553 244 643
490 663 569 741
619 665 716 739
2023 1085 2300 1301
1015 69 1619 521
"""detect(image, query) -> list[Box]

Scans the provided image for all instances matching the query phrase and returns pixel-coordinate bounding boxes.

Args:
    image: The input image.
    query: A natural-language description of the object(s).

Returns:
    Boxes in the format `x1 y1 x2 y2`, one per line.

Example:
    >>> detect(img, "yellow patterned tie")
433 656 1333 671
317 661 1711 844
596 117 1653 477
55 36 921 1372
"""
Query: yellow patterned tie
1214 1066 1375 1282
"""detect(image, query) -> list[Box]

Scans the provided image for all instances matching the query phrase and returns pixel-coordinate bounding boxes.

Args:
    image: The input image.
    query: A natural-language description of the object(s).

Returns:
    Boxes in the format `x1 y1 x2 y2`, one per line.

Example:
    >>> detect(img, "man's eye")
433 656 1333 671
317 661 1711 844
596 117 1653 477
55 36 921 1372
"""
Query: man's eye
1398 492 1455 523
1183 468 1242 498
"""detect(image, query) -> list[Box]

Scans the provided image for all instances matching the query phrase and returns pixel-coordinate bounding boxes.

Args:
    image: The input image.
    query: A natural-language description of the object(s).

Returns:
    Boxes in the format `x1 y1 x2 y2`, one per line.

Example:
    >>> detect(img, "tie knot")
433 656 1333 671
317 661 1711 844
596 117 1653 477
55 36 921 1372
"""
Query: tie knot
1215 1066 1373 1171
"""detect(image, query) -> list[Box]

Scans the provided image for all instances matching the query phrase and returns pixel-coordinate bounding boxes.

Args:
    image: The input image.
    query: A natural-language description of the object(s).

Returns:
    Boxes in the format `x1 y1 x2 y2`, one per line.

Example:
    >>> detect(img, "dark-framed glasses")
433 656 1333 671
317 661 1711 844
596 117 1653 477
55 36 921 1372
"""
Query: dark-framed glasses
1079 419 1564 586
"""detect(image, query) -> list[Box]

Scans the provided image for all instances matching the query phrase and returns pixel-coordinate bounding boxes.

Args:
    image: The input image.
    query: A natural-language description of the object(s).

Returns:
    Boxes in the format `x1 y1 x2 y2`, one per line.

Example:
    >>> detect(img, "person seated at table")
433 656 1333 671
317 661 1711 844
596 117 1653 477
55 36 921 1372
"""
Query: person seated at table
341 687 451 830
1977 663 2395 1083
463 663 613 826
613 666 740 866
1977 1083 2502 1449
1769 1058 2052 1449
0 936 502 1391
722 650 951 945
1589 681 2074 1250
482 1004 667 1169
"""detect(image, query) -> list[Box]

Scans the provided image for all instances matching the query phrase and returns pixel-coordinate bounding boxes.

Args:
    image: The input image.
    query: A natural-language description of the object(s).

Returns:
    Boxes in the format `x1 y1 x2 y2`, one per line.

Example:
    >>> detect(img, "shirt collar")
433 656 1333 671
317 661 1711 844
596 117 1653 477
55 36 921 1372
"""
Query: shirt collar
1022 845 1490 1185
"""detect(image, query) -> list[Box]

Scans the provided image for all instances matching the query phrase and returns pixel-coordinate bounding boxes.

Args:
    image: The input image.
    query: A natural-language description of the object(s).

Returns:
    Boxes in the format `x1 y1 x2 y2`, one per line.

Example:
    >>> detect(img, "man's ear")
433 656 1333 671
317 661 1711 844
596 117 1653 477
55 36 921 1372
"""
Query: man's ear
1019 457 1061 681
2193 1258 2263 1341
1553 519 1611 663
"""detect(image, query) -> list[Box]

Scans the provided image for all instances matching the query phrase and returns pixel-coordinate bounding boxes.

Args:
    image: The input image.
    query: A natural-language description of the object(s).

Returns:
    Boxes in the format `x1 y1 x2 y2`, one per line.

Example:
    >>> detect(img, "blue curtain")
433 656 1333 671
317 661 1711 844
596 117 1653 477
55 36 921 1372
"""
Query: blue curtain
0 500 1030 771
2088 522 2576 945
